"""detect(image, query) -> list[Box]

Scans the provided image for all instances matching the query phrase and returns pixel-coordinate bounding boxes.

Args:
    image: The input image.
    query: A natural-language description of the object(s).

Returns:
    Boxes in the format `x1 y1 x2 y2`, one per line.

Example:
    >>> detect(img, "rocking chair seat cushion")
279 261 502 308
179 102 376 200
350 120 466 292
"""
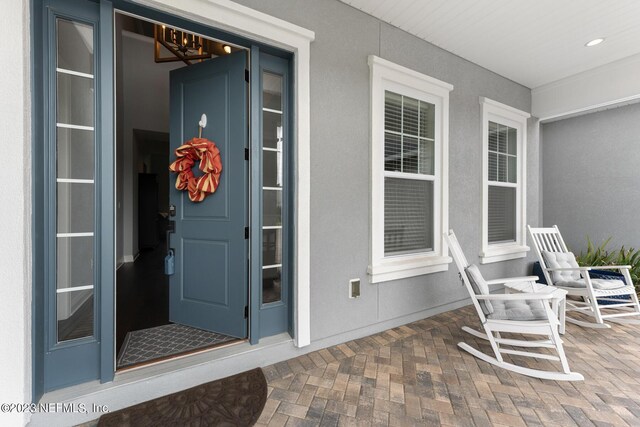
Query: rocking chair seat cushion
542 251 581 282
465 264 493 315
488 299 547 321
555 278 626 290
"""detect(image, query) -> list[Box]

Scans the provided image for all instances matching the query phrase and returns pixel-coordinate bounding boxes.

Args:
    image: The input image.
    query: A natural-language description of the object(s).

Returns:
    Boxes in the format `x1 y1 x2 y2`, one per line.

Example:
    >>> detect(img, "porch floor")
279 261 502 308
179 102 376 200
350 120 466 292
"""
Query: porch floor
256 305 640 426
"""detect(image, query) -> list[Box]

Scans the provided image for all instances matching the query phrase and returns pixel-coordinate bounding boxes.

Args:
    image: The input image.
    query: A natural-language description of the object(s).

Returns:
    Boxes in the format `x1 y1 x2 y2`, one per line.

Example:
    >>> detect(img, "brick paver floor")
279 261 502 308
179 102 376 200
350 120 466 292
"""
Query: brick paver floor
257 305 640 426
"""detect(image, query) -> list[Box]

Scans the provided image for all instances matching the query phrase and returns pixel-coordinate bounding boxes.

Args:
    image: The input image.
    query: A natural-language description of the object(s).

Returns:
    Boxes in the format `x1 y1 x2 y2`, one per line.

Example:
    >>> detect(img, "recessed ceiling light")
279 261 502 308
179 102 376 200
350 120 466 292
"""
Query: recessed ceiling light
585 38 604 47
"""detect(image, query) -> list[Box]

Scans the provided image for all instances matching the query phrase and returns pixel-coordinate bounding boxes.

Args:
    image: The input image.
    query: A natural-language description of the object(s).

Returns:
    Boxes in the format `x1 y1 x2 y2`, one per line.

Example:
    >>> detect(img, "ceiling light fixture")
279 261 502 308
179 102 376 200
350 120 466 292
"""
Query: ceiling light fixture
154 24 214 65
585 38 604 47
223 45 232 54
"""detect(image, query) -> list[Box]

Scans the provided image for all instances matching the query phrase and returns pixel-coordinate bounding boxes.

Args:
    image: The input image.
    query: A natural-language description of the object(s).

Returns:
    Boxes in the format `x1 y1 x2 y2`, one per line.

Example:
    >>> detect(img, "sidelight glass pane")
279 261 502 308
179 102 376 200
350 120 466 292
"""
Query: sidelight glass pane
56 236 94 291
57 73 95 127
262 267 282 304
263 111 281 149
57 290 93 342
263 229 283 266
263 190 282 227
384 177 433 255
56 128 94 180
57 19 94 74
57 183 94 234
262 69 286 306
55 18 96 342
263 72 282 111
488 186 516 243
263 150 281 188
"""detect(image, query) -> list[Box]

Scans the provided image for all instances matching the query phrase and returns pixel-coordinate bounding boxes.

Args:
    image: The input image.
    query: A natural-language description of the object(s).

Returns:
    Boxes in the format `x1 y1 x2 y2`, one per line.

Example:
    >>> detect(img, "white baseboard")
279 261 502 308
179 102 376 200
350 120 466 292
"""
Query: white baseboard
122 253 139 263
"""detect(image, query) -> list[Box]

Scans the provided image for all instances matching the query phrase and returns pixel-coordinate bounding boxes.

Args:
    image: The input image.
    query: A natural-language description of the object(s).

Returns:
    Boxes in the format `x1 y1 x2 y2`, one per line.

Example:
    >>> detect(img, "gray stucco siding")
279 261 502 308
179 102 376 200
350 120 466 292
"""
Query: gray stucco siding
542 102 640 253
234 0 540 341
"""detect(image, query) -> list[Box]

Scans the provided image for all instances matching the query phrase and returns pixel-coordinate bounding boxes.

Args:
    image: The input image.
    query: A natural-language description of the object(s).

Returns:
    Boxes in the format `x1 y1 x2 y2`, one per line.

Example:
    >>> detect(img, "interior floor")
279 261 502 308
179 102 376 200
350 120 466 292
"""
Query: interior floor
57 296 94 342
116 242 169 355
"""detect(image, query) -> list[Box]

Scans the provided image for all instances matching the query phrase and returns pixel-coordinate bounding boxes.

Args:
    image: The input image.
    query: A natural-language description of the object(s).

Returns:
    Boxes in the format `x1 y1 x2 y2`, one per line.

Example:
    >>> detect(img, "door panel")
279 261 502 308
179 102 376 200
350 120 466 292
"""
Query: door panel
169 51 248 339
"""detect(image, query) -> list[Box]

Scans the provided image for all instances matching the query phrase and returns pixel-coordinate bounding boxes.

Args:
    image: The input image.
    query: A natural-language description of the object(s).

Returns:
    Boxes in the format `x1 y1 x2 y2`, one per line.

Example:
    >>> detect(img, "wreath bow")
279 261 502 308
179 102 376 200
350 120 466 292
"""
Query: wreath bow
169 137 222 202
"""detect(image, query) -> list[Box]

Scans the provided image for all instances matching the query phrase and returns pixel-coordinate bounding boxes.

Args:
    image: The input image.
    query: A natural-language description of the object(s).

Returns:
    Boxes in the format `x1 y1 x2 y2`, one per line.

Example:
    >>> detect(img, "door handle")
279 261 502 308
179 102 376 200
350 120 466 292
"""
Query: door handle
166 220 175 259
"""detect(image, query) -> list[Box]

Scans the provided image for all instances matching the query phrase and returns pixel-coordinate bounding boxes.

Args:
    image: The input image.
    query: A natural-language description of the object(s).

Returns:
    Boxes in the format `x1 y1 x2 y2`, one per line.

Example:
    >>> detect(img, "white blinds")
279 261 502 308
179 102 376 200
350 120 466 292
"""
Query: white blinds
384 178 434 255
487 121 517 244
488 186 516 243
488 121 517 183
384 91 435 175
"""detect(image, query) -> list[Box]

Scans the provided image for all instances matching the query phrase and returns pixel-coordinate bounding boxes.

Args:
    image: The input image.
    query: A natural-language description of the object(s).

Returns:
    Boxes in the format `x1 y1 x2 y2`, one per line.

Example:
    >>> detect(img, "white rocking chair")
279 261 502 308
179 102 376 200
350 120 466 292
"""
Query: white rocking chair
528 225 640 328
444 230 583 381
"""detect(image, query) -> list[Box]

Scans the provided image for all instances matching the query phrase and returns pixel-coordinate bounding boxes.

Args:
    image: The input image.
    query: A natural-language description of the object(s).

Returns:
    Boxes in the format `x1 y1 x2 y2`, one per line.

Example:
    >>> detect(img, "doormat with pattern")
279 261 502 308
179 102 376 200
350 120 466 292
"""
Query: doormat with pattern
117 323 237 368
98 368 267 426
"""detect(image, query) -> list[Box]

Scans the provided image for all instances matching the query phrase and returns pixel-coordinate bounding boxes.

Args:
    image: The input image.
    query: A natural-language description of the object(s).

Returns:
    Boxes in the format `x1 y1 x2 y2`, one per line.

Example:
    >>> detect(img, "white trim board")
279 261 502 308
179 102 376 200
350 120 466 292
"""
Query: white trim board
532 52 640 122
131 0 315 347
367 55 453 283
479 97 529 264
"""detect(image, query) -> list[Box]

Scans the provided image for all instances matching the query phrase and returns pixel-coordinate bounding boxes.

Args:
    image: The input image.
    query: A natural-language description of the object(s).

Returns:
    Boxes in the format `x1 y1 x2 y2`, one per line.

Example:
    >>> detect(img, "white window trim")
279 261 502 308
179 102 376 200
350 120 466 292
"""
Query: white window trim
368 56 453 283
134 0 315 347
480 97 530 264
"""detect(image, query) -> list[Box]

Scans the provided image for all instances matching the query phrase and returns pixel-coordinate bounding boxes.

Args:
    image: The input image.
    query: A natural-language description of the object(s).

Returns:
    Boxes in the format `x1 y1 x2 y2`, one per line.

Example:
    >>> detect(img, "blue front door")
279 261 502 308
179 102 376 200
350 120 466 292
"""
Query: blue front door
168 51 248 338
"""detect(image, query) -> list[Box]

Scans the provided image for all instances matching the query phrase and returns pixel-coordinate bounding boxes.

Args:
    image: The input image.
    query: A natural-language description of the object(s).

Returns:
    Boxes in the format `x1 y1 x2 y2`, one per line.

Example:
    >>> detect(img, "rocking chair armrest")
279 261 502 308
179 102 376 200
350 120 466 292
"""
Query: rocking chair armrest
485 276 539 285
582 265 631 271
544 267 592 272
475 293 556 301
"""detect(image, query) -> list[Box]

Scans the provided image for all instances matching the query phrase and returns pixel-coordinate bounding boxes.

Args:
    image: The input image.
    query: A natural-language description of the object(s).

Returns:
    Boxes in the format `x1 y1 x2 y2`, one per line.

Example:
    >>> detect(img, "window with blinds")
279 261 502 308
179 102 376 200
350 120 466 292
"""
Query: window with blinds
487 121 517 243
383 90 435 255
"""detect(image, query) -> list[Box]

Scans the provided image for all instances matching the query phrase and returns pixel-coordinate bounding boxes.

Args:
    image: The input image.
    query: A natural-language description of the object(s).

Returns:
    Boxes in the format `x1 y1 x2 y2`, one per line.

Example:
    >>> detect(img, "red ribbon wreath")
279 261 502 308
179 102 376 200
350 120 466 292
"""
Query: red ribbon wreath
168 137 222 202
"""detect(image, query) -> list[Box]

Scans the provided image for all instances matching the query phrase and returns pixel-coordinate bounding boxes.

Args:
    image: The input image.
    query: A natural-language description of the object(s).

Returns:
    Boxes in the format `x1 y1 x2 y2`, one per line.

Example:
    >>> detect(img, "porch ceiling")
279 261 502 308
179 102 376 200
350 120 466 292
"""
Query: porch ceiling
339 0 640 89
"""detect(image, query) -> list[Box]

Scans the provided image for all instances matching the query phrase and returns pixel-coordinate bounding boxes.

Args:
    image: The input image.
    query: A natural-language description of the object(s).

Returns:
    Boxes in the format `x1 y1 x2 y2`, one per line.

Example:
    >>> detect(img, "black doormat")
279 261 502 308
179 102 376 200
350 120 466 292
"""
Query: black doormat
98 368 267 426
117 323 237 369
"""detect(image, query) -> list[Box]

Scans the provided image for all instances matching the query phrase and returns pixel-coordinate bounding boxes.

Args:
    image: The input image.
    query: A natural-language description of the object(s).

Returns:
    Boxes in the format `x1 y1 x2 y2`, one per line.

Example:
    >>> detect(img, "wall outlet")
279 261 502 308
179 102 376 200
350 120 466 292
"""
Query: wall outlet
349 279 360 298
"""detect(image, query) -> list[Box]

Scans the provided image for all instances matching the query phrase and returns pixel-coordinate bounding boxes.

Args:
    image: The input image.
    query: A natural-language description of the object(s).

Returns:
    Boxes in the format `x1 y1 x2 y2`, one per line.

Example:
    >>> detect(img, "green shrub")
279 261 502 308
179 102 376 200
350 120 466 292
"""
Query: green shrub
574 237 640 290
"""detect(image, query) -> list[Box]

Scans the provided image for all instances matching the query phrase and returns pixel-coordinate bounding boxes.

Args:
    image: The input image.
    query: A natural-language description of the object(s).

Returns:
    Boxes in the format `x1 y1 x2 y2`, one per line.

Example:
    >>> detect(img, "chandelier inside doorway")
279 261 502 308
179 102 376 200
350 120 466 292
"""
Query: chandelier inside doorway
154 24 234 65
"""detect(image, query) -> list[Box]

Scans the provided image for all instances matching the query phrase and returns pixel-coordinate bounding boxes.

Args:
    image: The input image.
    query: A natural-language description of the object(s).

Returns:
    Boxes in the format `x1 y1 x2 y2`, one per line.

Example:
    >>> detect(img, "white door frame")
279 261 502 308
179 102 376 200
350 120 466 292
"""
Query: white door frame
131 0 315 347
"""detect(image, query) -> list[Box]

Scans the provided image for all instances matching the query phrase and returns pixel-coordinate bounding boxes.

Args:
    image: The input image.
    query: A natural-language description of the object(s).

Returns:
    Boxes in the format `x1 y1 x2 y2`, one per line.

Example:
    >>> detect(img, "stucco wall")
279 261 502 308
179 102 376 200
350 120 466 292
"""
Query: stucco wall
0 1 31 425
234 0 541 341
542 102 640 252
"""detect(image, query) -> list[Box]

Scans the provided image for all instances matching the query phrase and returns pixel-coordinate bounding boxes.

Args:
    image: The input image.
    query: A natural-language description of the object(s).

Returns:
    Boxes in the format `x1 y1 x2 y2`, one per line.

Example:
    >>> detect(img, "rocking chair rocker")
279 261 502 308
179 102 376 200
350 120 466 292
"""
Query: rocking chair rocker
445 230 583 381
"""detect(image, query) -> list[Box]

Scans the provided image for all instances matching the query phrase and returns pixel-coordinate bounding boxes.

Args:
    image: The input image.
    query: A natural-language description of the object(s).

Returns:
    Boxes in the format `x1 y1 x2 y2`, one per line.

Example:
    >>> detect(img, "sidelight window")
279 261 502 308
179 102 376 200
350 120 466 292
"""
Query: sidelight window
54 18 96 342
